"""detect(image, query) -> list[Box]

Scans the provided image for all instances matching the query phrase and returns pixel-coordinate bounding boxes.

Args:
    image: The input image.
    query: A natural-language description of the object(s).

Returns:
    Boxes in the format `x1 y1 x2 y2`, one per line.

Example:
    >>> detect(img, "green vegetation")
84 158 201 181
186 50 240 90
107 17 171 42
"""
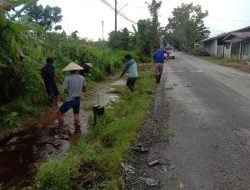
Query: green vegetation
0 0 212 188
201 56 250 73
1 112 22 128
109 28 133 50
0 1 136 128
36 64 155 189
147 0 162 47
20 2 63 31
0 0 161 129
161 129 175 137
0 29 128 127
164 3 209 51
201 56 246 65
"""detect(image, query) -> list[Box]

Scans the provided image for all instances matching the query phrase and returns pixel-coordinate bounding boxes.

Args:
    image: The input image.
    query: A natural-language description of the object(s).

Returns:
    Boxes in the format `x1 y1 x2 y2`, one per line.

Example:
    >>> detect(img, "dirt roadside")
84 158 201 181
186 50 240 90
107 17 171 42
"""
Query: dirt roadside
124 75 173 189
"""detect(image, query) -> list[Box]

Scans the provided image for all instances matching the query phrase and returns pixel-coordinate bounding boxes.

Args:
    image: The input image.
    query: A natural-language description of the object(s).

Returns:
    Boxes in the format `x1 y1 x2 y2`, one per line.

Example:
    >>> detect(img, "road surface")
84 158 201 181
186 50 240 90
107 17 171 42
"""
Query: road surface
125 52 250 190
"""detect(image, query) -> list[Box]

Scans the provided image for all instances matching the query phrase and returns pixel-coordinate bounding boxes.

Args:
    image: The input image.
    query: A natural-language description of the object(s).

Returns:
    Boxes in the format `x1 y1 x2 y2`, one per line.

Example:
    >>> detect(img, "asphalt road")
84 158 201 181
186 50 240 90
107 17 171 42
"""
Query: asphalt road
162 52 250 190
125 52 250 190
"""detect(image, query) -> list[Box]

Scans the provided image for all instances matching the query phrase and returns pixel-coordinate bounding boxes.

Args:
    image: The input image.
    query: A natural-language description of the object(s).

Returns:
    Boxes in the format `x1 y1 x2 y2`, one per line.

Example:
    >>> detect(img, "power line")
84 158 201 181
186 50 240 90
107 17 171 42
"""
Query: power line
115 0 117 31
118 3 128 11
102 20 104 40
99 0 137 24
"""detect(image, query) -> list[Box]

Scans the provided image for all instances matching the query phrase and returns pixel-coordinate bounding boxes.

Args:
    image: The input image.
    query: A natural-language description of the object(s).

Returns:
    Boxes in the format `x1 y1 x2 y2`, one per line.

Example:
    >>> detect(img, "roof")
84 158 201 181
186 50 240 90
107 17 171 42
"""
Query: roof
230 32 250 39
199 26 250 43
223 32 250 43
199 33 228 43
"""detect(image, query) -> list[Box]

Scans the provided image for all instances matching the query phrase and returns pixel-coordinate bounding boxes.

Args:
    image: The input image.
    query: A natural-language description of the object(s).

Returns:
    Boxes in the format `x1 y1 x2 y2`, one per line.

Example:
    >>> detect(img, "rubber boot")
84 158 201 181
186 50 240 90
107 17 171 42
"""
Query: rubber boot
155 75 159 84
158 75 161 83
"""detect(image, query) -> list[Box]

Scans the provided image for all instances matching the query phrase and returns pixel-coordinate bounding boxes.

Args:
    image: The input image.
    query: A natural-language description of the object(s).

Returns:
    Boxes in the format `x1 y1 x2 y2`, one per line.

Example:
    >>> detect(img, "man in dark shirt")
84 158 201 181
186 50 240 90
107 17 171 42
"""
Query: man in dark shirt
41 57 61 105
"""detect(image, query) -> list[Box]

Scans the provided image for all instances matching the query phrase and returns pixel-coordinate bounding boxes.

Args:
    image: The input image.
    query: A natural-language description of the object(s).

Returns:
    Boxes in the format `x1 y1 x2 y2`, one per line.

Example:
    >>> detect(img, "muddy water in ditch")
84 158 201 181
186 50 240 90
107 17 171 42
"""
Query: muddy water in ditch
0 79 125 189
0 109 88 189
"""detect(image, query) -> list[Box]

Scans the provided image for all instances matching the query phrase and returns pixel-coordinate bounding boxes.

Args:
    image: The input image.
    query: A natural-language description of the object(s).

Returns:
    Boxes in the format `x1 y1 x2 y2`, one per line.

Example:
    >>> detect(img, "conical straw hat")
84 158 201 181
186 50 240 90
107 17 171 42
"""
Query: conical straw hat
85 63 93 68
63 62 84 71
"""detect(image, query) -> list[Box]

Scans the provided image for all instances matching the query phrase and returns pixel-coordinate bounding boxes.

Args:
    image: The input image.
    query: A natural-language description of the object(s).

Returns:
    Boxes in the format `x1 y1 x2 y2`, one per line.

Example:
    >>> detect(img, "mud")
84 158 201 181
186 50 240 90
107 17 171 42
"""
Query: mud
0 78 125 189
0 107 88 189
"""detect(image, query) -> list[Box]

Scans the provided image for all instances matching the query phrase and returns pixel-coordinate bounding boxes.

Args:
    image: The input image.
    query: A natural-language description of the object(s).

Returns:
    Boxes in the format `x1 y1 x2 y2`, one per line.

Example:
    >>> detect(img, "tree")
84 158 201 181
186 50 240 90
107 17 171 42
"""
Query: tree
165 3 210 51
121 28 130 50
136 19 153 56
108 28 133 50
21 3 62 31
70 30 79 39
147 0 162 47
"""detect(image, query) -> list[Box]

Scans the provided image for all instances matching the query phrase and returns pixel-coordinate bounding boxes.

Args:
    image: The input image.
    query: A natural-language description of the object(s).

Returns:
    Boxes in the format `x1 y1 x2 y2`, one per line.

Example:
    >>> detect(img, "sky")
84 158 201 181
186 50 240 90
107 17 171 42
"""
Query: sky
39 0 250 41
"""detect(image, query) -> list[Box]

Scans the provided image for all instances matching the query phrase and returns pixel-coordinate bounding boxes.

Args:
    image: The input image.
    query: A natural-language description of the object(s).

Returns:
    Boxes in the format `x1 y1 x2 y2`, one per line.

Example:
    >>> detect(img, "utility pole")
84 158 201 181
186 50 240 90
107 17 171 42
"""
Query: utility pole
115 0 117 32
102 20 104 40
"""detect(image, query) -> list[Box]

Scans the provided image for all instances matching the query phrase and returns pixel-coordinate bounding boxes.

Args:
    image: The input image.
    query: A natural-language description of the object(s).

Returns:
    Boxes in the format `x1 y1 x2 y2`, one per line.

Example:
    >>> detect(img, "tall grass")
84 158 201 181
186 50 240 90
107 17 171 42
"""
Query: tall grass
36 63 155 189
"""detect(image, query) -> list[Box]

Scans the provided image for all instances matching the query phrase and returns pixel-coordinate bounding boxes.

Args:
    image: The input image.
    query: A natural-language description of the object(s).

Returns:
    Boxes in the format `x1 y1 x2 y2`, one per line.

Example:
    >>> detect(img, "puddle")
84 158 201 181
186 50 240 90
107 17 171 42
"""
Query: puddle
111 79 126 86
0 78 124 189
0 109 88 189
89 79 125 107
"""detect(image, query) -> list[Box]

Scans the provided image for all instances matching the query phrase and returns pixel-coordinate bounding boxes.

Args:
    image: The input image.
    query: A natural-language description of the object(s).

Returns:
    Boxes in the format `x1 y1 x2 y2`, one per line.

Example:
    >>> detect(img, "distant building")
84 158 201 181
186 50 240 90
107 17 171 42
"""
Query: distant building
223 32 250 59
198 26 250 60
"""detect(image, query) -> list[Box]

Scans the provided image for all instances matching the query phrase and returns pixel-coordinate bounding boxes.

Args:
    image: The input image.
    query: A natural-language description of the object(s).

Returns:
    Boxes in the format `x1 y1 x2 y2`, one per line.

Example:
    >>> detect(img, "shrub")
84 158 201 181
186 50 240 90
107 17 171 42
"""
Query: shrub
1 112 22 128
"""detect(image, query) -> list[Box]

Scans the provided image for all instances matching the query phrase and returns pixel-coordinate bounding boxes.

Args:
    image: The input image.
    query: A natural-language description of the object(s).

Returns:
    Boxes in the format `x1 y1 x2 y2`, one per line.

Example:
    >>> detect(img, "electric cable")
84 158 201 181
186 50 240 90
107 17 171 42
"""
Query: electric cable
99 0 137 24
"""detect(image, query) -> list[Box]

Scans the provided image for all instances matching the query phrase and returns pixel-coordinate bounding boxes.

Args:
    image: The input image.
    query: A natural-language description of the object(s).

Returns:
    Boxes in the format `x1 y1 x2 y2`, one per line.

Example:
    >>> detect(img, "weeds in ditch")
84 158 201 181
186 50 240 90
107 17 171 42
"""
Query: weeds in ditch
36 63 156 189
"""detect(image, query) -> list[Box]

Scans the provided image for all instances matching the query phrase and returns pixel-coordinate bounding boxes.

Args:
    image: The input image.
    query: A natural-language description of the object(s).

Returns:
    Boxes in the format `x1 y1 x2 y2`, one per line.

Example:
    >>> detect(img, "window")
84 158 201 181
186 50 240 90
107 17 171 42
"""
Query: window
225 43 230 49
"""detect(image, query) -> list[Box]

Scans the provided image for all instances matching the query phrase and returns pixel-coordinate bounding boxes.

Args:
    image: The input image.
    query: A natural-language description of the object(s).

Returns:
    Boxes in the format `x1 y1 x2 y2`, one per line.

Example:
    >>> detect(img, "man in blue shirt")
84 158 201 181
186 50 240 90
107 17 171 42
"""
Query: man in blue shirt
120 54 138 92
153 46 165 84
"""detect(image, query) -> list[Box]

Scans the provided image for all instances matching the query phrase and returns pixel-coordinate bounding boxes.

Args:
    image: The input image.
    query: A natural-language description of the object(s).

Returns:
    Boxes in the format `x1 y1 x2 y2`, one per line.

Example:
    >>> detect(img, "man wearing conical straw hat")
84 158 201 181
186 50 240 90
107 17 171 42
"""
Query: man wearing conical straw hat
57 62 86 127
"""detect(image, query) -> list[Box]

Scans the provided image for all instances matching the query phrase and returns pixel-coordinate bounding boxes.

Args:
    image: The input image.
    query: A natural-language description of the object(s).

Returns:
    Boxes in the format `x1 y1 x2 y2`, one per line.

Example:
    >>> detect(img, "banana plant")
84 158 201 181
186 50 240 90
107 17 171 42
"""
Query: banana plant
0 0 44 33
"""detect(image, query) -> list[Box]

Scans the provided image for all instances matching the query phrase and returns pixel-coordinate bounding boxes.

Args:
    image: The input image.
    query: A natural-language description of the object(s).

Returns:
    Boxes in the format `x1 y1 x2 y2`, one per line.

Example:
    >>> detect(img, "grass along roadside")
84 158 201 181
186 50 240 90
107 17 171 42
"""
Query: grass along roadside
201 56 250 73
35 63 156 189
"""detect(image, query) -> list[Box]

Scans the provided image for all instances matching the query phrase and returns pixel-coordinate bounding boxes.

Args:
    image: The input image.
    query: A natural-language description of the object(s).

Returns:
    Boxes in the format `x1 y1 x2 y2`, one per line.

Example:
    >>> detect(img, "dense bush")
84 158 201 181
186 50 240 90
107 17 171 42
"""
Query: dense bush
0 26 131 124
191 47 209 56
0 3 138 127
46 33 126 81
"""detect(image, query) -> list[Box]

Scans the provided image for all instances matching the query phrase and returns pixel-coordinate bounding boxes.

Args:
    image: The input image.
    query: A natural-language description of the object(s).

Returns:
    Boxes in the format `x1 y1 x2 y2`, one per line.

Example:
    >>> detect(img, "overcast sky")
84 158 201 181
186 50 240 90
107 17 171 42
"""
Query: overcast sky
39 0 250 41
